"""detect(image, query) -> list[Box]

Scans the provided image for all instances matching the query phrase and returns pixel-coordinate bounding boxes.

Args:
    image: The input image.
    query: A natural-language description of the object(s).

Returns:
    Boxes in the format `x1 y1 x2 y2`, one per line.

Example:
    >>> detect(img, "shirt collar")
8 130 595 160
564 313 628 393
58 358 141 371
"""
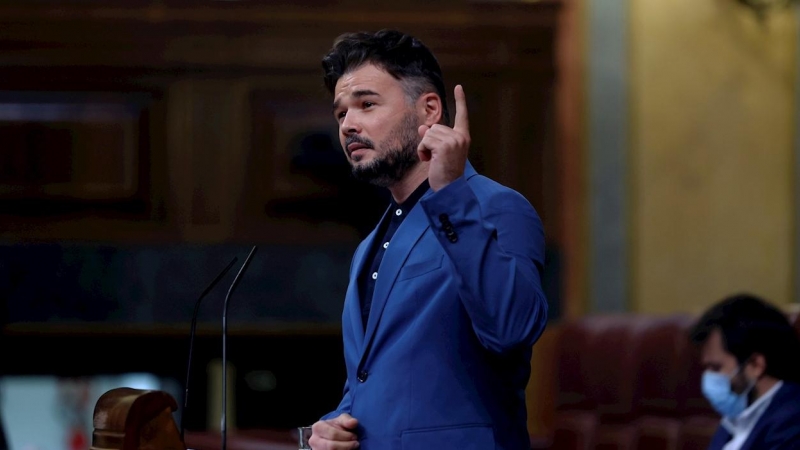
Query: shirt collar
721 380 784 434
390 179 430 216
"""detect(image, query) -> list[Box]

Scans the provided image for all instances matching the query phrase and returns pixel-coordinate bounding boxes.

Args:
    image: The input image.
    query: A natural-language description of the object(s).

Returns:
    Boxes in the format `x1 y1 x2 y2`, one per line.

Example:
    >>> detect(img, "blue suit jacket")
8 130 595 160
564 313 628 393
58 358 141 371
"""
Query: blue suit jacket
708 382 800 450
322 162 548 450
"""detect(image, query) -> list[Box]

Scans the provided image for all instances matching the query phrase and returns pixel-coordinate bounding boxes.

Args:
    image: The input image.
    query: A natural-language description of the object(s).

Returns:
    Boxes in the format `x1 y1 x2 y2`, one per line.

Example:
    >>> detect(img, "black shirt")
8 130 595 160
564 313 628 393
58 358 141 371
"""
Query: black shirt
358 179 431 331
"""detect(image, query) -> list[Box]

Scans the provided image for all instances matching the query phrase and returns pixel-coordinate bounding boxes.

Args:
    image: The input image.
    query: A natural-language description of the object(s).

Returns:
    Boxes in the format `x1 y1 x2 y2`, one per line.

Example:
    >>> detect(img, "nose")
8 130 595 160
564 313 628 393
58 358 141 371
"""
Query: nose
340 111 361 136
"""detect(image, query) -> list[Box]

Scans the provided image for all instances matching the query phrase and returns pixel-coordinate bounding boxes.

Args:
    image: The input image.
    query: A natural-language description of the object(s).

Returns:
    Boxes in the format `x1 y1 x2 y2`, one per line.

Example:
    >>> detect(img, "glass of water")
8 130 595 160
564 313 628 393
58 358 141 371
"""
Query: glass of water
298 426 312 449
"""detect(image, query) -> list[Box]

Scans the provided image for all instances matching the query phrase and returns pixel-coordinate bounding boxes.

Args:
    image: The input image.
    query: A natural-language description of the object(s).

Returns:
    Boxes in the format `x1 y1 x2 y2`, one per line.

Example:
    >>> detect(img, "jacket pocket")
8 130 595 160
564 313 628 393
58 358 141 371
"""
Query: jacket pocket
397 255 444 281
401 423 495 450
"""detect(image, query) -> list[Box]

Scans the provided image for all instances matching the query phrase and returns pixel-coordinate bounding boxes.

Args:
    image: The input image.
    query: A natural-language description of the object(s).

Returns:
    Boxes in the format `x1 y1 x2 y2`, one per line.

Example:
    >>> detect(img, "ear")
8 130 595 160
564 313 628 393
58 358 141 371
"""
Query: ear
417 92 442 126
746 353 767 379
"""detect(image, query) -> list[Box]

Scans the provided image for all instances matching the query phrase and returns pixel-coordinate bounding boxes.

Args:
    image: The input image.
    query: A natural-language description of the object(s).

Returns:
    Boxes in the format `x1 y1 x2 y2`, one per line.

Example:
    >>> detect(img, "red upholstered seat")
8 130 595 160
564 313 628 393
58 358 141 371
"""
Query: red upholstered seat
585 315 643 422
635 416 681 450
632 314 694 450
555 318 597 411
549 318 601 450
677 416 719 450
542 313 725 450
589 315 654 450
552 315 649 450
550 411 598 450
635 315 690 417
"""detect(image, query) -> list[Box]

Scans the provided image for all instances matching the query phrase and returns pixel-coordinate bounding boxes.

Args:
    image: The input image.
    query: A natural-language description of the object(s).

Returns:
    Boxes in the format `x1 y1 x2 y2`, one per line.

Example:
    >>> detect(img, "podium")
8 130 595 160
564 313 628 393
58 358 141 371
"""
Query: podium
90 388 185 450
90 388 298 450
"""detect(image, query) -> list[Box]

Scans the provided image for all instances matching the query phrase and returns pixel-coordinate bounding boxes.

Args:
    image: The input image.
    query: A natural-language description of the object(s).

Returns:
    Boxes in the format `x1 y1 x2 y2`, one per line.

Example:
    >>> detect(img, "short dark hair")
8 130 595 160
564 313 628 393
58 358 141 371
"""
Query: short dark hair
321 29 450 125
690 293 800 383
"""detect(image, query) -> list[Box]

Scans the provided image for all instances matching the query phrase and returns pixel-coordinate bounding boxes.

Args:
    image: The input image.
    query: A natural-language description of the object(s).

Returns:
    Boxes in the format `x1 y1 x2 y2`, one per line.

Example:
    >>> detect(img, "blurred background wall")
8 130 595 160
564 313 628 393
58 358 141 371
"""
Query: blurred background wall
629 0 797 314
584 0 799 315
1 0 799 448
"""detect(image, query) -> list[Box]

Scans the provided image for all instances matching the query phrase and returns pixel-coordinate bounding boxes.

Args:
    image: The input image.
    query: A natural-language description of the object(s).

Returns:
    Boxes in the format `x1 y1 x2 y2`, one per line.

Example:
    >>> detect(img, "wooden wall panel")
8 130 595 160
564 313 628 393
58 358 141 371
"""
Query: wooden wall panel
0 98 143 200
0 0 561 246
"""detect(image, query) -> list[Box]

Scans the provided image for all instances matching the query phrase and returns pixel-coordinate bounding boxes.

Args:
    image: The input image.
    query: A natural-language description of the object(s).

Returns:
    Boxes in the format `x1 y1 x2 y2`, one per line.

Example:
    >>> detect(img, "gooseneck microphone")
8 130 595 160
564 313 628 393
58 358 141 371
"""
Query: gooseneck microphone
180 256 239 441
221 245 258 450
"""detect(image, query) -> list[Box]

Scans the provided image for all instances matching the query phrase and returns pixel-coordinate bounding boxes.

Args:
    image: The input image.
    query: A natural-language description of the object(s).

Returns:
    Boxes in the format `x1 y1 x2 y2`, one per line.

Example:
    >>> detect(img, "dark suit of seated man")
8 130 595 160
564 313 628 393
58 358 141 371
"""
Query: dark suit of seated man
690 293 800 450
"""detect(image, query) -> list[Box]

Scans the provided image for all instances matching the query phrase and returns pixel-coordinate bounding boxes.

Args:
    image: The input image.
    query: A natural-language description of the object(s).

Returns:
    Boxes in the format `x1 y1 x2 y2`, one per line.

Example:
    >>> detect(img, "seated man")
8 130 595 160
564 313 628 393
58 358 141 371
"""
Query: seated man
690 293 800 450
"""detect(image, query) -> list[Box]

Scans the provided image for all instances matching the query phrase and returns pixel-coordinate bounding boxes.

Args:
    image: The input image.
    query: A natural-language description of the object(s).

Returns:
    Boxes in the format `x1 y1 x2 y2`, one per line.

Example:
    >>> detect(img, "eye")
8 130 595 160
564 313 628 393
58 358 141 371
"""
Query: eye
336 110 346 121
363 101 375 108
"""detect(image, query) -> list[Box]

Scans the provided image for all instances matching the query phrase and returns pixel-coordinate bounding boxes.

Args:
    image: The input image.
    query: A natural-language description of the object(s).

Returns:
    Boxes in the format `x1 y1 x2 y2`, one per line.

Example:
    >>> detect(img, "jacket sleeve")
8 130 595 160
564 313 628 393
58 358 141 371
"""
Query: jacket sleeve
320 379 352 420
420 176 548 354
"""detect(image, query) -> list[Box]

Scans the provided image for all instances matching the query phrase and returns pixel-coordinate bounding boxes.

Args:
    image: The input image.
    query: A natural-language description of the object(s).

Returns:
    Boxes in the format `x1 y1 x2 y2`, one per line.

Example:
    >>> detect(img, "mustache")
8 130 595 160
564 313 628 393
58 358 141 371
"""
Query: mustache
344 135 375 156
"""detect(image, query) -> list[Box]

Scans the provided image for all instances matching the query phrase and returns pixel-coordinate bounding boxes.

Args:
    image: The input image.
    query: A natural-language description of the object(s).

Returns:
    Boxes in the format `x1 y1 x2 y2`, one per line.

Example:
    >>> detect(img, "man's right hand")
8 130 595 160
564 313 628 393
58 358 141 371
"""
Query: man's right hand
308 413 360 449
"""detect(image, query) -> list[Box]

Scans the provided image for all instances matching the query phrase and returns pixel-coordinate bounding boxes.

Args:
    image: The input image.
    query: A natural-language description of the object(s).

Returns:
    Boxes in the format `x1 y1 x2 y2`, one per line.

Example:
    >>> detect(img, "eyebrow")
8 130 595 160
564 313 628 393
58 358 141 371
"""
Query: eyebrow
332 89 381 112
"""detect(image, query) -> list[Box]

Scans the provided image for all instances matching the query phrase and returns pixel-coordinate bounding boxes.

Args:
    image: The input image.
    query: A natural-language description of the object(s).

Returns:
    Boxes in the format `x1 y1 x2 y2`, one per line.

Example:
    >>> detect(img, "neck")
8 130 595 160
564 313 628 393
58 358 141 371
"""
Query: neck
388 162 429 203
752 375 780 402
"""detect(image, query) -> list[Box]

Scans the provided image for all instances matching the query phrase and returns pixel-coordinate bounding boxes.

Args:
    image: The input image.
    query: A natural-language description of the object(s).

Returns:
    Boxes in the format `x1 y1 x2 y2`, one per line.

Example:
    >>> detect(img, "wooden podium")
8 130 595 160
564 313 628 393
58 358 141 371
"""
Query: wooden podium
89 387 185 450
90 388 298 450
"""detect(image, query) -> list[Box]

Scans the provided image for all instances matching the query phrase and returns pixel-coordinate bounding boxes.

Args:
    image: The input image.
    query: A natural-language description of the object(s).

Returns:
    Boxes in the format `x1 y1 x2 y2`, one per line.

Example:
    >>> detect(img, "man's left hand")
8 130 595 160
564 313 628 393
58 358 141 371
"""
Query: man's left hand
417 84 471 191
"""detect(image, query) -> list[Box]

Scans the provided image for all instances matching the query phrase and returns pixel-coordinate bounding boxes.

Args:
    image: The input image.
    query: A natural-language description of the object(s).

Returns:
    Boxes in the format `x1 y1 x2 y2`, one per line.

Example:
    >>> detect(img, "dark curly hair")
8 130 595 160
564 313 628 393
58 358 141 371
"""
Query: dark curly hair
321 29 450 125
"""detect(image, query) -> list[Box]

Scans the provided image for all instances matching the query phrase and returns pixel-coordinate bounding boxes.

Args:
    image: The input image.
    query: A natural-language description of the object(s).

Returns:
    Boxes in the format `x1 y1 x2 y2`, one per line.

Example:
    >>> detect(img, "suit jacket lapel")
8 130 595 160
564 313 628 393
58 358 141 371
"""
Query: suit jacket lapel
708 427 731 450
359 191 432 363
347 209 387 353
739 383 789 450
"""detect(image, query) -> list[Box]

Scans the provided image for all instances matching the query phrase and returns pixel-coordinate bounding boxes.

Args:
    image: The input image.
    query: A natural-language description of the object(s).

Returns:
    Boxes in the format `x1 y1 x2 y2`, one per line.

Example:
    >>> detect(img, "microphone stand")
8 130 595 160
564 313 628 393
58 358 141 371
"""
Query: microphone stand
222 245 258 450
181 256 239 441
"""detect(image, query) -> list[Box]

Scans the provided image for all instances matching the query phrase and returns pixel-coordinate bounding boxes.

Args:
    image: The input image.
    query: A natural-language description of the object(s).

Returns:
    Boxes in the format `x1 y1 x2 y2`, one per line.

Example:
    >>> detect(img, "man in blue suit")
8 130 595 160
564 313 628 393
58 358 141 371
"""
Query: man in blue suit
308 30 548 450
690 294 800 450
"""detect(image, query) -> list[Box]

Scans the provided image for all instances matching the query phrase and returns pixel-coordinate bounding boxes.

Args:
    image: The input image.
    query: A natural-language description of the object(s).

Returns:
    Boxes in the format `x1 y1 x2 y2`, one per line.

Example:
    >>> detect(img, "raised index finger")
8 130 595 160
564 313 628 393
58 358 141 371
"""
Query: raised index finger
453 84 470 134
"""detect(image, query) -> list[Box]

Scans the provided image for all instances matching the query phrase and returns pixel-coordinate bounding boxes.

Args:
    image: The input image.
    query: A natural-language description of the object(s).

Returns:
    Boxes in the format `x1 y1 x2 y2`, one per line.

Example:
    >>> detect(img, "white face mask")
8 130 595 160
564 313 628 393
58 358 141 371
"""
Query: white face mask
701 365 756 419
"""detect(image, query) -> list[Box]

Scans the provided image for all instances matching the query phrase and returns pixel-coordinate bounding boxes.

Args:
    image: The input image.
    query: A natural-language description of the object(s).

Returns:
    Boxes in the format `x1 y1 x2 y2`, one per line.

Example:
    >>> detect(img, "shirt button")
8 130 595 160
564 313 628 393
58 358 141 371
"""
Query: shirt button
357 370 368 383
395 209 402 216
372 272 378 280
383 242 389 249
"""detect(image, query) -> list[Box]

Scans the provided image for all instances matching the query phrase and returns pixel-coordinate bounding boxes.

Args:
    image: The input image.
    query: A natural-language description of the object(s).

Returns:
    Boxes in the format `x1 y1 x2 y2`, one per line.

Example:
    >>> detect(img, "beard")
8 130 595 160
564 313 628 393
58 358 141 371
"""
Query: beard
346 112 421 188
